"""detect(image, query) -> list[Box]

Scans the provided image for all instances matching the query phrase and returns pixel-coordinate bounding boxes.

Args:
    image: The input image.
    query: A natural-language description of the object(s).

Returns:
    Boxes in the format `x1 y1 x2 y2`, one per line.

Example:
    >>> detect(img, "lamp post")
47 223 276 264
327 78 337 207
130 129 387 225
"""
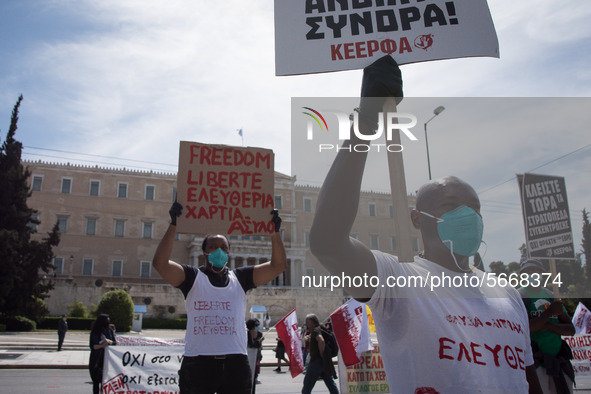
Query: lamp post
424 105 445 180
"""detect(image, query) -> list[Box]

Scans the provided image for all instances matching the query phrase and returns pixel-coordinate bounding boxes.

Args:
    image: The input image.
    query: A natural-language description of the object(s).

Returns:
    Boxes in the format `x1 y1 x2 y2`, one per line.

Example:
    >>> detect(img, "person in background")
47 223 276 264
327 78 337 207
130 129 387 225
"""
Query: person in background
300 323 311 368
274 338 289 373
301 314 339 394
247 318 264 392
57 314 68 351
519 258 576 393
89 314 116 394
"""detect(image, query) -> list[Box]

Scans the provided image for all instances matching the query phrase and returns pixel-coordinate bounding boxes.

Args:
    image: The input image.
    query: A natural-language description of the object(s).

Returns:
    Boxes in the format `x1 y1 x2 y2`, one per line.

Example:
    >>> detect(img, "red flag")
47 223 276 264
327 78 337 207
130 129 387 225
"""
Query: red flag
330 299 373 366
275 308 304 378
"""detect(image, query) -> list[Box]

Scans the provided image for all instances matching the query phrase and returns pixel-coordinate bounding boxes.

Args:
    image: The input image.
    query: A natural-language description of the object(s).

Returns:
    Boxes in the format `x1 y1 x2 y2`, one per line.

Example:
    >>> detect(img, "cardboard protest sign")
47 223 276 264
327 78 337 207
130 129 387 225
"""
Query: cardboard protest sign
275 0 499 75
176 141 275 235
337 344 390 394
102 337 185 394
517 173 575 260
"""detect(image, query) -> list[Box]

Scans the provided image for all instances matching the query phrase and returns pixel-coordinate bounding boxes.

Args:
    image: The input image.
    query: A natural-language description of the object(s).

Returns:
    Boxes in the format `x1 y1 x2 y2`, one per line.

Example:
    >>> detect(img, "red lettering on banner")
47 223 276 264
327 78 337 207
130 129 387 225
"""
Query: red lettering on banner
484 344 502 367
471 342 485 365
438 338 524 370
188 144 272 169
458 342 471 363
330 38 415 61
439 337 454 360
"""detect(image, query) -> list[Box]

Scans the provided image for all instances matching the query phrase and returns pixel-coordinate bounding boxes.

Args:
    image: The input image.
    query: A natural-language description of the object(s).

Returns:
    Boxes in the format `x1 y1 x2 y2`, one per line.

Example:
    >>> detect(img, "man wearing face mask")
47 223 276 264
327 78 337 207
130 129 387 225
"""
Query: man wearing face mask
153 203 286 394
309 55 541 393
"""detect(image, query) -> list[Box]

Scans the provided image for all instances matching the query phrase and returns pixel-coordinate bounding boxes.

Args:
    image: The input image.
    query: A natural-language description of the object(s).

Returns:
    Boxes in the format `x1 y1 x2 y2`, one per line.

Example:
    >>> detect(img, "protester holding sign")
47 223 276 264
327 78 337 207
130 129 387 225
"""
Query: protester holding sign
152 204 286 394
518 258 576 393
309 55 541 393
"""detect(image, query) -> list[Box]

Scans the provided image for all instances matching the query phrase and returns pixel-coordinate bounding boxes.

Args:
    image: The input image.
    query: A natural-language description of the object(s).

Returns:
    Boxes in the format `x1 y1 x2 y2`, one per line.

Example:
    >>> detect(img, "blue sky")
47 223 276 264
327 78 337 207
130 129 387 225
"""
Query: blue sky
1 0 591 266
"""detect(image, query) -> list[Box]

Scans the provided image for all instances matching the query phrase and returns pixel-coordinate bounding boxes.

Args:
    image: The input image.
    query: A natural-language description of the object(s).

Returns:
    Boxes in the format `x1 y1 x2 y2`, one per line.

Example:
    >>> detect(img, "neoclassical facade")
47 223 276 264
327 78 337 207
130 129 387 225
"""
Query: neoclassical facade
26 160 420 321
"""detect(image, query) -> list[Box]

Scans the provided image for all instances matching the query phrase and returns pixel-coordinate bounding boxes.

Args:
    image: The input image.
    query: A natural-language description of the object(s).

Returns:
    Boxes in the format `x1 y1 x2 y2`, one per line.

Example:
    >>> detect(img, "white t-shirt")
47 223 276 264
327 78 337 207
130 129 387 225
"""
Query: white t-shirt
184 269 247 356
367 251 533 394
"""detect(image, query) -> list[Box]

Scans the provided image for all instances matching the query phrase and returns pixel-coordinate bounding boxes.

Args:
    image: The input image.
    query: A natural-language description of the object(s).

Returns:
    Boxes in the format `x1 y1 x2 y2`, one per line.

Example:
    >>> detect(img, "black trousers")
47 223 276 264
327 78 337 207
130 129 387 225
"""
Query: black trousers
179 354 252 394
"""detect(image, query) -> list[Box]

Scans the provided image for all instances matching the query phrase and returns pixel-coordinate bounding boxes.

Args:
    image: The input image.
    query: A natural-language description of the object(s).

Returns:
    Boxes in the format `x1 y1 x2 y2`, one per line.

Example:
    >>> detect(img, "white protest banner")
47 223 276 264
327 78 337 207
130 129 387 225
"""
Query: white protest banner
102 339 184 394
563 335 591 377
330 299 373 366
275 308 305 378
573 302 591 335
176 141 275 235
274 0 499 75
517 173 575 260
337 344 389 394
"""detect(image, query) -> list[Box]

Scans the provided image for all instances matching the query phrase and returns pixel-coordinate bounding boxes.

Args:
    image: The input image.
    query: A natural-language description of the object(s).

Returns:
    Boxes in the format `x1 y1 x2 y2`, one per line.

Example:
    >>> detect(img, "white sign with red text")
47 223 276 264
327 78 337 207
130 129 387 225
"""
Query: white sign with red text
274 0 499 75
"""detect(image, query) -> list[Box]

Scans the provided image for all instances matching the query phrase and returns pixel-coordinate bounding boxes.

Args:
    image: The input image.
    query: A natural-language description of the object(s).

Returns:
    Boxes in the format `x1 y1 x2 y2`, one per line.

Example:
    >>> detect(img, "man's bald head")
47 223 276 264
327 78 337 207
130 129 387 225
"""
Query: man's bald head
416 176 480 216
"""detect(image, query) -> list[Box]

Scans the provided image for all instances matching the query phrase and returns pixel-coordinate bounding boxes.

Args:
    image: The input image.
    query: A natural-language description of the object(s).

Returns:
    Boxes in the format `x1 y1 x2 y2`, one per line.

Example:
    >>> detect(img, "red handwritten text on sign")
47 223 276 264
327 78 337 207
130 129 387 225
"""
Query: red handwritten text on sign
177 142 275 235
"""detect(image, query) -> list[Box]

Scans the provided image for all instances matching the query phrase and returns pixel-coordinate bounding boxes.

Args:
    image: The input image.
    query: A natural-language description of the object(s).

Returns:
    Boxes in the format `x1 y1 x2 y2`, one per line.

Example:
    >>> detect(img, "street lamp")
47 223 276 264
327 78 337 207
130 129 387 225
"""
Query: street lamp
424 105 445 180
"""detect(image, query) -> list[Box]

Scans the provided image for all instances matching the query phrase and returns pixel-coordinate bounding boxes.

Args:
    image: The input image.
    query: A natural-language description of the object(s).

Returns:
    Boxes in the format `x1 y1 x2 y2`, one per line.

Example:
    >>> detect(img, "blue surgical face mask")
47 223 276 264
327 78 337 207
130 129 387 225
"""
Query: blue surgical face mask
420 205 484 257
255 325 261 332
207 248 229 269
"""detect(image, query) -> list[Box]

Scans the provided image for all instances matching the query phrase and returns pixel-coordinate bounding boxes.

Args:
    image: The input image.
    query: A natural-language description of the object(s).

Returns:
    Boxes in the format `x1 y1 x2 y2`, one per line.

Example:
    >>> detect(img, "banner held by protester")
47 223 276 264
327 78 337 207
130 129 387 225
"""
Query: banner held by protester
275 0 499 75
176 141 275 236
275 308 305 377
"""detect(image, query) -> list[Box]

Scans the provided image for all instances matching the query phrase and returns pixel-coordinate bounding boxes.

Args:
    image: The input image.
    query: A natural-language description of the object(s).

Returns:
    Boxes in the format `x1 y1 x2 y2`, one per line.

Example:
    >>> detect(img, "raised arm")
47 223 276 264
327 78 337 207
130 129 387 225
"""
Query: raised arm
253 210 287 287
152 202 186 287
309 55 403 300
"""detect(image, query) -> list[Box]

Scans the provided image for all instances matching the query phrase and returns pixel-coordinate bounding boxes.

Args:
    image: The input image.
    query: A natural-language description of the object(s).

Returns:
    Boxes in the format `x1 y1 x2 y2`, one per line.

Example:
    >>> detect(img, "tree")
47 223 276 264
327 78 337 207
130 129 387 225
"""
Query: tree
0 96 60 320
97 289 134 332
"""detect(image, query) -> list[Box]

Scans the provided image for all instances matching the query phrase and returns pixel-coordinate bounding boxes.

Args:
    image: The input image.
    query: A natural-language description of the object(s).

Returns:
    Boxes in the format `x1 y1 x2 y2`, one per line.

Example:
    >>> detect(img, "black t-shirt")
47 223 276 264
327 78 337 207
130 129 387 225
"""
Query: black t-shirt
177 265 256 298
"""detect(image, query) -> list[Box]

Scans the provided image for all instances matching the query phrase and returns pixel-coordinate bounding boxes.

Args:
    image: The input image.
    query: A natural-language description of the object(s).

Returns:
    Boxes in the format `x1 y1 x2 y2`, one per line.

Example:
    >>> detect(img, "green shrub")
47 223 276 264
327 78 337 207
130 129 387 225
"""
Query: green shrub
68 301 88 318
38 316 94 330
143 317 187 329
5 316 36 331
97 289 134 332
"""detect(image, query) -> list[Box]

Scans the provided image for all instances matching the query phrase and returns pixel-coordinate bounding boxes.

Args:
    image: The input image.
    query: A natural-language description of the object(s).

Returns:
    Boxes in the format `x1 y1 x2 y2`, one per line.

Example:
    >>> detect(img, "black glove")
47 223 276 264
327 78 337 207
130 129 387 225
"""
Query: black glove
169 202 183 226
359 55 404 131
271 209 281 233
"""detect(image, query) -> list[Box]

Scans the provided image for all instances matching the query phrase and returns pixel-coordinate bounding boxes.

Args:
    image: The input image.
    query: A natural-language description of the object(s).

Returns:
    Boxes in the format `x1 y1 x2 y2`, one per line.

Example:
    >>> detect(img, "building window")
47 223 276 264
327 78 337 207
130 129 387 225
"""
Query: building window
391 236 397 251
274 195 283 210
117 182 128 198
90 180 100 196
370 234 379 249
389 205 394 218
369 203 376 217
112 260 122 277
28 213 39 231
303 197 312 213
304 231 310 247
142 222 153 239
86 218 97 236
140 261 151 278
53 257 64 274
412 237 420 252
172 186 177 202
57 216 68 234
82 259 93 276
114 220 125 237
31 175 43 192
61 178 72 194
280 228 285 242
145 185 155 201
